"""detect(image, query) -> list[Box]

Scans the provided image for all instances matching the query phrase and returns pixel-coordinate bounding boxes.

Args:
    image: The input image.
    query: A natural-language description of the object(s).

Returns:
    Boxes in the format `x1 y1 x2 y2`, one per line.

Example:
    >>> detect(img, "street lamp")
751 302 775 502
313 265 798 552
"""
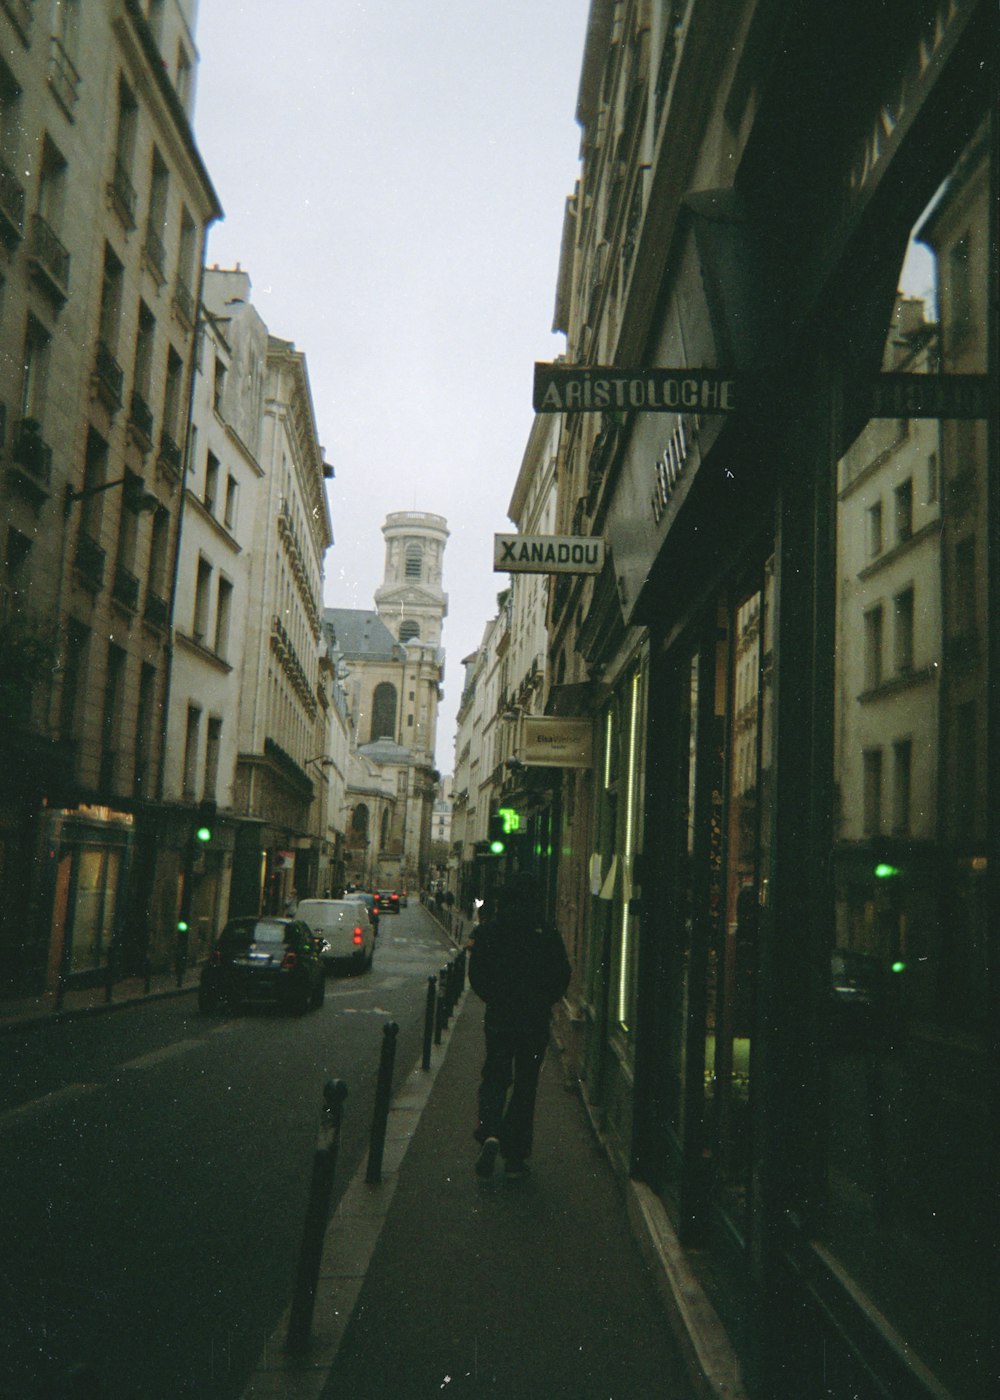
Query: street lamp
64 475 160 518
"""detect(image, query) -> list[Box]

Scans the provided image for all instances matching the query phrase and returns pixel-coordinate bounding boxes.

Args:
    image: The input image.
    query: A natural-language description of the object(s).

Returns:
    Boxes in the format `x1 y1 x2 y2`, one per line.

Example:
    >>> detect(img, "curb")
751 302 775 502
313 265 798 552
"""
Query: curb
240 990 470 1399
0 982 198 1038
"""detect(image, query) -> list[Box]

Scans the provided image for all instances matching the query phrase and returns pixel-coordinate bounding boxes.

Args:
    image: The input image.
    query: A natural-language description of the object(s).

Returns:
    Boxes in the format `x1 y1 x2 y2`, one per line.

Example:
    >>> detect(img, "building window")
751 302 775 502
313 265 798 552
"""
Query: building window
59 618 89 744
404 544 422 579
399 620 420 642
893 587 915 673
867 499 883 558
862 747 882 835
134 663 155 798
894 478 913 543
213 576 232 659
212 353 226 412
192 556 211 643
98 243 124 352
20 314 51 428
892 738 912 835
144 148 169 277
370 682 397 742
147 506 169 602
182 704 200 800
204 717 222 799
204 451 219 514
101 644 126 791
224 474 238 530
863 605 883 690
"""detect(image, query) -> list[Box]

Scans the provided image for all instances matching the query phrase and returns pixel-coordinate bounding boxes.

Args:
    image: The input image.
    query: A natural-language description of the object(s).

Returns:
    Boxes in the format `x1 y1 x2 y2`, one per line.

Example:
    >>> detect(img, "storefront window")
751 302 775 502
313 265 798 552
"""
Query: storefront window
827 124 990 1396
705 560 774 1227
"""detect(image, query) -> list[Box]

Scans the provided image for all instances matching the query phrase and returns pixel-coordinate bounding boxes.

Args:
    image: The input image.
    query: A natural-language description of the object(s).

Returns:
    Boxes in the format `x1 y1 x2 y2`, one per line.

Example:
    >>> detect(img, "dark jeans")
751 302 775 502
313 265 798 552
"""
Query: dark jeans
476 1021 549 1161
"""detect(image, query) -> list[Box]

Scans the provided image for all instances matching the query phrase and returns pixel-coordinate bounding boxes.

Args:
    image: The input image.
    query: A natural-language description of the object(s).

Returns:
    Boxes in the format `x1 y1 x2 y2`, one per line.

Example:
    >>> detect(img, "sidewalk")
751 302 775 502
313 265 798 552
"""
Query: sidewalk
0 967 198 1035
248 986 705 1400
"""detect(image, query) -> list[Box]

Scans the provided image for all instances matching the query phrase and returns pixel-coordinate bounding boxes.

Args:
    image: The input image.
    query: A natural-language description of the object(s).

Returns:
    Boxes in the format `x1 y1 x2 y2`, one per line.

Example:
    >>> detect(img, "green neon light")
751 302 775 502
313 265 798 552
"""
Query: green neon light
874 863 900 879
489 839 505 855
497 807 521 834
177 919 189 933
196 826 212 842
891 960 906 973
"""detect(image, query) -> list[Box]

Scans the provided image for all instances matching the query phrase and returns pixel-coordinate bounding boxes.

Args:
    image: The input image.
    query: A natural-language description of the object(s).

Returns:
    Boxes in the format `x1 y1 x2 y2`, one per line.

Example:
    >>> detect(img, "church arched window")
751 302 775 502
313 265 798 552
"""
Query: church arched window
399 620 420 642
380 808 390 848
351 804 369 838
370 682 397 741
404 544 423 579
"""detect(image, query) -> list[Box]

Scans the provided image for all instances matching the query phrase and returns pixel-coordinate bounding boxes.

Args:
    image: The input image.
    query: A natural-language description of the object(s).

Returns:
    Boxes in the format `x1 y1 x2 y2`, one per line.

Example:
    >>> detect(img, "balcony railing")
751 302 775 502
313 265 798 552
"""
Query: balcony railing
48 36 81 117
143 592 169 629
0 156 26 247
74 532 106 590
108 157 137 229
94 340 125 412
28 213 70 305
173 278 194 326
112 564 140 612
11 419 52 487
128 390 154 446
1 0 33 43
158 429 182 476
143 228 166 281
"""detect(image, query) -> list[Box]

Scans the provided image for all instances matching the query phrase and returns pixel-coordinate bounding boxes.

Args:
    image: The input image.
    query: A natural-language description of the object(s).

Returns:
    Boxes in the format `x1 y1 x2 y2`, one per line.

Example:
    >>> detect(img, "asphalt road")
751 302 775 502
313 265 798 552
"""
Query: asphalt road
0 903 457 1400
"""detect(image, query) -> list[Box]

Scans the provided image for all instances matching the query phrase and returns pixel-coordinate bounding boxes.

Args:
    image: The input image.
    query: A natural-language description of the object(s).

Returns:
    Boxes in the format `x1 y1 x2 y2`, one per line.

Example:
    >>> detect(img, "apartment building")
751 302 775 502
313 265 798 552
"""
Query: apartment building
156 266 265 963
0 0 219 995
229 334 333 917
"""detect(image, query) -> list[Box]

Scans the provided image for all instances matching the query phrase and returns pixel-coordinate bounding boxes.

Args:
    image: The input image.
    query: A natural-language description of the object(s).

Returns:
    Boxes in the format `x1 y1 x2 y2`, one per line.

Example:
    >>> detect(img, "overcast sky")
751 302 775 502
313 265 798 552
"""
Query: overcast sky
192 1 590 771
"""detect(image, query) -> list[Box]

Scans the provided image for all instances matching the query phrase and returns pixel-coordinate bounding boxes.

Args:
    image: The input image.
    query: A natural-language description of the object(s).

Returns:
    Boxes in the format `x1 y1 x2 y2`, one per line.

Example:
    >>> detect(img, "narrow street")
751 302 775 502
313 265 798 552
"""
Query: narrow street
0 905 457 1400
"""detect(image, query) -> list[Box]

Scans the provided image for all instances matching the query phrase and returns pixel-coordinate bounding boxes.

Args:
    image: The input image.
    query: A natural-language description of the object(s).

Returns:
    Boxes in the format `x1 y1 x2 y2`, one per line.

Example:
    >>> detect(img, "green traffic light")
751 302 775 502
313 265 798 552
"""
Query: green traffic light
196 825 211 842
874 862 900 879
177 918 189 933
891 960 907 973
489 839 505 855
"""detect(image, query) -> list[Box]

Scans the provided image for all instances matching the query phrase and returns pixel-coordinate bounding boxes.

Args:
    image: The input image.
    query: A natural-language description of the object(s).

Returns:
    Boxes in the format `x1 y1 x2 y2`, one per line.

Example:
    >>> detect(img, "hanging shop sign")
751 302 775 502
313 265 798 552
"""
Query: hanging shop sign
494 533 605 574
535 363 993 422
518 716 593 769
534 363 737 415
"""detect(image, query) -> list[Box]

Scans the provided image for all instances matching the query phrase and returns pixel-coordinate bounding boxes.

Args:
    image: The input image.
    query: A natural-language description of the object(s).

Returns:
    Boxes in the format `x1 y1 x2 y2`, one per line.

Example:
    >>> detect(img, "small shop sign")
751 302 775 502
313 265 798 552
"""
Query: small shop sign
494 534 605 574
518 717 593 769
534 363 737 415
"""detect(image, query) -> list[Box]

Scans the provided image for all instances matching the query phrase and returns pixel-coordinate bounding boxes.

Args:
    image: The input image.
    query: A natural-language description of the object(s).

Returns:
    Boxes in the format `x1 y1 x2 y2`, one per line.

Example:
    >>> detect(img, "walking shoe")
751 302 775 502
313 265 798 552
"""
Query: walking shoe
475 1137 500 1178
503 1158 531 1180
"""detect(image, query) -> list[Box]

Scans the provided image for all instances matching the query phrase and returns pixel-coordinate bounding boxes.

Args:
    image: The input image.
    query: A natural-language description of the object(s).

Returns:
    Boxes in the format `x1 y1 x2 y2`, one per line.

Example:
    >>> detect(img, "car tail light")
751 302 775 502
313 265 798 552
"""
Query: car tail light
352 927 364 946
281 950 299 969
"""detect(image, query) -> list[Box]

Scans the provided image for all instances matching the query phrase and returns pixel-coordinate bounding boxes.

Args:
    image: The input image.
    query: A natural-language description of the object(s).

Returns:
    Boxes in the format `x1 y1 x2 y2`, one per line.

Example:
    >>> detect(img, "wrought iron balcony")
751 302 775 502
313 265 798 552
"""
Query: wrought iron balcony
11 419 52 485
28 213 70 306
108 157 137 229
0 156 25 248
1 0 33 43
128 390 154 446
158 429 182 477
48 35 81 117
74 532 106 591
93 340 125 412
112 564 140 612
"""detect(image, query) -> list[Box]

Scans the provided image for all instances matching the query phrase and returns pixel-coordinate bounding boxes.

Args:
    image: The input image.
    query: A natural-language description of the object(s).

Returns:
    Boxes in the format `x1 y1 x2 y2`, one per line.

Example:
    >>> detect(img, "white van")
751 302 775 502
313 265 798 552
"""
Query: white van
296 898 375 975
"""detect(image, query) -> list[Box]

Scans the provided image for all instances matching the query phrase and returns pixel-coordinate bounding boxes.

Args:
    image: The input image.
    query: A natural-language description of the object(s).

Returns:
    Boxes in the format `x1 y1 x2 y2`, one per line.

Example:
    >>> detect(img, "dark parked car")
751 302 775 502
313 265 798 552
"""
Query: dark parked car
199 917 325 1014
375 890 400 915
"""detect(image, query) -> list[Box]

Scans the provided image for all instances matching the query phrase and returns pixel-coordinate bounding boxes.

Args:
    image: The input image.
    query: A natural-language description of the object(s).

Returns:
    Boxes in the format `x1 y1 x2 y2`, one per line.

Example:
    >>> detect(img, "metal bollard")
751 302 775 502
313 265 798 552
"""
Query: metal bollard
366 1020 399 1184
422 975 437 1070
286 1078 349 1354
434 965 449 1043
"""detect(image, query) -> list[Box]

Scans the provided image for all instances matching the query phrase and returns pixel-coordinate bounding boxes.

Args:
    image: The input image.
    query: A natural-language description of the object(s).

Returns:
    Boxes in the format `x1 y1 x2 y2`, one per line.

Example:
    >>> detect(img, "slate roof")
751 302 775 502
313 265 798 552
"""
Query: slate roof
324 608 401 660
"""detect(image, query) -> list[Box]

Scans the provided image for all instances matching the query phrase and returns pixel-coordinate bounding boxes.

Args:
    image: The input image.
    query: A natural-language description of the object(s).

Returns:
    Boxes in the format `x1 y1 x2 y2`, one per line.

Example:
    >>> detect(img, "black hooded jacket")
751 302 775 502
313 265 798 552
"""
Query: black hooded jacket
469 913 571 1032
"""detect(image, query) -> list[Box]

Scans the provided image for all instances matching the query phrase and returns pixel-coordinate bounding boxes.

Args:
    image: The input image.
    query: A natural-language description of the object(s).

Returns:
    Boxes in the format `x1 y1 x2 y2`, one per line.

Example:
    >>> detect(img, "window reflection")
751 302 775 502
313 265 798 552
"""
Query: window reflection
828 123 989 1396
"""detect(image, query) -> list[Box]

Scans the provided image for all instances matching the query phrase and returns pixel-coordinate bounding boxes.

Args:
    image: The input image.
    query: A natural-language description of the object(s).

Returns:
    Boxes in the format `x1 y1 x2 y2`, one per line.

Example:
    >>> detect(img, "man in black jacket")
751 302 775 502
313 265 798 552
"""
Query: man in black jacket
468 872 571 1180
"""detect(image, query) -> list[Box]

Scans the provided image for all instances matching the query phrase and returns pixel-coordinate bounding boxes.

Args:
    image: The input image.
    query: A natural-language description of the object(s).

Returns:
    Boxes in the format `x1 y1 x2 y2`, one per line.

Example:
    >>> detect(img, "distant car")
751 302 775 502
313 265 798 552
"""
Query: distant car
375 890 400 915
297 897 375 974
199 917 325 1014
345 891 379 934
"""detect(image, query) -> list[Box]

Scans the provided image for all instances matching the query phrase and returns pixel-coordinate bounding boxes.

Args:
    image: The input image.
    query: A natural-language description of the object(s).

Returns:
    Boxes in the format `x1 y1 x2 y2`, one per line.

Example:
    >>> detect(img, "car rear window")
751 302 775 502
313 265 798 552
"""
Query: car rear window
298 902 362 923
221 920 287 946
